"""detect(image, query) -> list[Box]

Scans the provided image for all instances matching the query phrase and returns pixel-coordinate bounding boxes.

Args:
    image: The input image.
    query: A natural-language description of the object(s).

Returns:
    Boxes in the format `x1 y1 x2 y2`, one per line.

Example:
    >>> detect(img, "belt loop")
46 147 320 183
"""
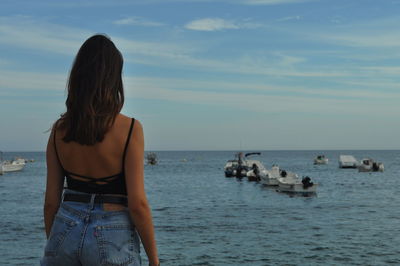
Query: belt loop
89 194 96 210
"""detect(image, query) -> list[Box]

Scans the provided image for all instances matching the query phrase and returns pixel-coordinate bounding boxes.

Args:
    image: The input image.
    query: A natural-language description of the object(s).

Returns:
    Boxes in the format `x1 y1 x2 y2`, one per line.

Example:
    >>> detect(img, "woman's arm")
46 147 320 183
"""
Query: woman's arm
44 127 65 238
125 120 159 266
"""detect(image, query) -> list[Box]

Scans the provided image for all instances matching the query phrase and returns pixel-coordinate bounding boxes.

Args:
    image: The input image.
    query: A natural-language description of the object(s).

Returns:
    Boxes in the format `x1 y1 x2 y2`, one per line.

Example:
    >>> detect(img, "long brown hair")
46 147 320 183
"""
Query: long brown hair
59 34 124 145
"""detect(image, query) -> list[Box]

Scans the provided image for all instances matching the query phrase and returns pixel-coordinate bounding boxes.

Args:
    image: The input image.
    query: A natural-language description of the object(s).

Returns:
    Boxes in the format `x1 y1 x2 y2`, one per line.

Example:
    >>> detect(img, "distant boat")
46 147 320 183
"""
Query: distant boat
277 175 318 194
224 152 263 178
246 161 268 182
260 165 298 186
224 159 239 177
339 155 358 168
358 158 384 172
314 155 328 165
146 152 158 165
2 158 25 172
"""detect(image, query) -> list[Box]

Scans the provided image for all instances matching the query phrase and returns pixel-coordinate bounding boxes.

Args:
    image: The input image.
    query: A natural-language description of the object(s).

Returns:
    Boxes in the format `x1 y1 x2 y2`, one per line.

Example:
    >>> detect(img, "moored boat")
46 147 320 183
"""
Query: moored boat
314 155 328 165
358 158 384 172
277 175 317 194
146 152 158 165
339 155 358 168
246 161 268 182
260 164 298 186
2 158 25 172
224 152 262 178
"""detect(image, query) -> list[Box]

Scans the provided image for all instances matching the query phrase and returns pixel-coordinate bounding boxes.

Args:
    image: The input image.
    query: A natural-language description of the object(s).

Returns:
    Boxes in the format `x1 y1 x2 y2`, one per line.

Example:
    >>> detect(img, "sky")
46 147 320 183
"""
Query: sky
1 0 400 151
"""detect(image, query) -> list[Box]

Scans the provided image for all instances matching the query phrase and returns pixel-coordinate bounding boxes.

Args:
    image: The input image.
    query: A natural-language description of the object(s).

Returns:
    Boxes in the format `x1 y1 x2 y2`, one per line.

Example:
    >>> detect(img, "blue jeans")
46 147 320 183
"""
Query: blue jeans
41 189 141 266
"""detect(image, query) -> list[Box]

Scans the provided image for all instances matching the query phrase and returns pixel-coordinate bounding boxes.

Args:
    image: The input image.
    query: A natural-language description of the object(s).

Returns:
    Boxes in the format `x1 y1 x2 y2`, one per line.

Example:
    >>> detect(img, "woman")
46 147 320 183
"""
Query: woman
41 34 159 266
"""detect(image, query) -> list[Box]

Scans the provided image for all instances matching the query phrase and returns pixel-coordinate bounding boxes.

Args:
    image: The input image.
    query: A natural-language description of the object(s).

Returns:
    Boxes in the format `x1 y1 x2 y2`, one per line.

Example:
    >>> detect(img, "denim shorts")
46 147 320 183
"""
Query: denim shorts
41 189 141 266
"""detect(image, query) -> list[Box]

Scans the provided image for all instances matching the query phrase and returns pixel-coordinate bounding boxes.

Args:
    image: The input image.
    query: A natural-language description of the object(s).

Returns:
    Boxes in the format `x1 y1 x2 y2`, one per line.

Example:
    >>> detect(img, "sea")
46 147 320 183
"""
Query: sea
0 150 399 266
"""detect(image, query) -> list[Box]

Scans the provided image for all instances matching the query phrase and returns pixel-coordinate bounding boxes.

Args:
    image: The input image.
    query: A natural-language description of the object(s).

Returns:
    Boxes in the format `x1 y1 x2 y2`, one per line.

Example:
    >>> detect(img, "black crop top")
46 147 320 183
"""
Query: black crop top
54 118 135 195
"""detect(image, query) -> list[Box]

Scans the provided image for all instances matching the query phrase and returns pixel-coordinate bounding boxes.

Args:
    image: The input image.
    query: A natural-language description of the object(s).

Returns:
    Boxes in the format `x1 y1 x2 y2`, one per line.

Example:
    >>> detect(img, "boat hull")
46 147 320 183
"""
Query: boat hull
314 159 328 165
2 163 24 172
278 182 318 193
277 176 318 193
261 177 279 186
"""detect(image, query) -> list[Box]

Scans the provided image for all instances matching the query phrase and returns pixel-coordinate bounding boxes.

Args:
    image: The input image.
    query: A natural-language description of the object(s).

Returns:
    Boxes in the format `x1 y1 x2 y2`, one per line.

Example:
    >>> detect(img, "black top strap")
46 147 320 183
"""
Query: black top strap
65 170 121 181
122 118 135 171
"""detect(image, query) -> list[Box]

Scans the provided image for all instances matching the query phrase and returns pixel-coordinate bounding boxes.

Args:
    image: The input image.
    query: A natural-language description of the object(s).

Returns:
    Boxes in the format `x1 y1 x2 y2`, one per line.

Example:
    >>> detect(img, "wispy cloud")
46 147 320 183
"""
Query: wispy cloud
0 70 67 91
185 17 263 31
315 17 400 48
123 76 399 116
185 18 240 31
113 16 164 27
277 15 301 22
0 16 346 78
0 16 190 59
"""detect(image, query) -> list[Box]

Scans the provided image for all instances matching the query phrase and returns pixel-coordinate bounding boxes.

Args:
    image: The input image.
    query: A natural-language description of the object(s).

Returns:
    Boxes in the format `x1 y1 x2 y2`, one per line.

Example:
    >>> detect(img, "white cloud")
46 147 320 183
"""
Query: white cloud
185 18 240 31
0 16 347 78
277 15 301 22
0 16 191 59
0 16 86 55
123 76 399 116
315 17 400 48
184 17 264 31
113 16 164 27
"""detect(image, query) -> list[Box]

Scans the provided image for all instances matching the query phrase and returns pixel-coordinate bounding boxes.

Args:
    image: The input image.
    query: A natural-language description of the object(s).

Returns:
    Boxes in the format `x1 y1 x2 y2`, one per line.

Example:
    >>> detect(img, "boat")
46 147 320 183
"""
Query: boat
277 175 317 194
339 155 358 168
314 155 328 165
260 165 298 186
224 152 262 178
146 152 158 165
224 159 239 177
358 158 384 172
2 158 25 172
246 161 268 182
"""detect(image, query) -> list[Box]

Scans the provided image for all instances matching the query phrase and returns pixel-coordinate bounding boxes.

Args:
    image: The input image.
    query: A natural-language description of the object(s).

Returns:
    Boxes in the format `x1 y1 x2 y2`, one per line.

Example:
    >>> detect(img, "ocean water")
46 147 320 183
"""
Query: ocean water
0 150 399 265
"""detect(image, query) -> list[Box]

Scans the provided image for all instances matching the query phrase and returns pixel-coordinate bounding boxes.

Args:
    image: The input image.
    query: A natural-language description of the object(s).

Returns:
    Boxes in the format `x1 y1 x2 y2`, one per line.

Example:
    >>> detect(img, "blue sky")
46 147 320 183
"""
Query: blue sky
1 0 400 151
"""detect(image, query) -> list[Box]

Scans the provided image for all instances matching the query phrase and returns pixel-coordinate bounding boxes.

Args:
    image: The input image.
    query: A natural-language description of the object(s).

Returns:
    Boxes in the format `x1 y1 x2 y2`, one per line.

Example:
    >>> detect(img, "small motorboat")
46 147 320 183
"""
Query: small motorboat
146 152 158 165
277 175 317 194
314 155 328 165
246 161 268 182
224 159 239 177
260 165 298 186
358 158 384 172
2 158 25 172
224 152 262 178
339 155 358 168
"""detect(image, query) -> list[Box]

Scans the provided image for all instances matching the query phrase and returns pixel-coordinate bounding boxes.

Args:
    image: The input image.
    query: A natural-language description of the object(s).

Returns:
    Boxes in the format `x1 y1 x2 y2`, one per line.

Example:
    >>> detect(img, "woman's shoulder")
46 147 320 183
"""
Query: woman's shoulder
117 113 142 130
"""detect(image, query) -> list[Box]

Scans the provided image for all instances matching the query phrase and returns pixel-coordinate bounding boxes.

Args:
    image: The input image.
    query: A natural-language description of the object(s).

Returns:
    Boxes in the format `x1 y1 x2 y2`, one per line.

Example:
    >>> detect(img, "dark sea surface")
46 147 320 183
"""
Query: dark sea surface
0 150 399 265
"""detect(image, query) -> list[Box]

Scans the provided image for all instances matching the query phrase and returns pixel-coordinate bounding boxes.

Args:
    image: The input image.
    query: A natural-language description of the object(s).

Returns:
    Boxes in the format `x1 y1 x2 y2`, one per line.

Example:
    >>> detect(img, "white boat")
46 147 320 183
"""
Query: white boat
146 152 158 165
260 165 298 186
339 155 358 168
277 175 318 193
246 161 268 181
2 158 25 172
314 155 328 165
358 158 384 172
224 152 262 178
224 159 239 177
